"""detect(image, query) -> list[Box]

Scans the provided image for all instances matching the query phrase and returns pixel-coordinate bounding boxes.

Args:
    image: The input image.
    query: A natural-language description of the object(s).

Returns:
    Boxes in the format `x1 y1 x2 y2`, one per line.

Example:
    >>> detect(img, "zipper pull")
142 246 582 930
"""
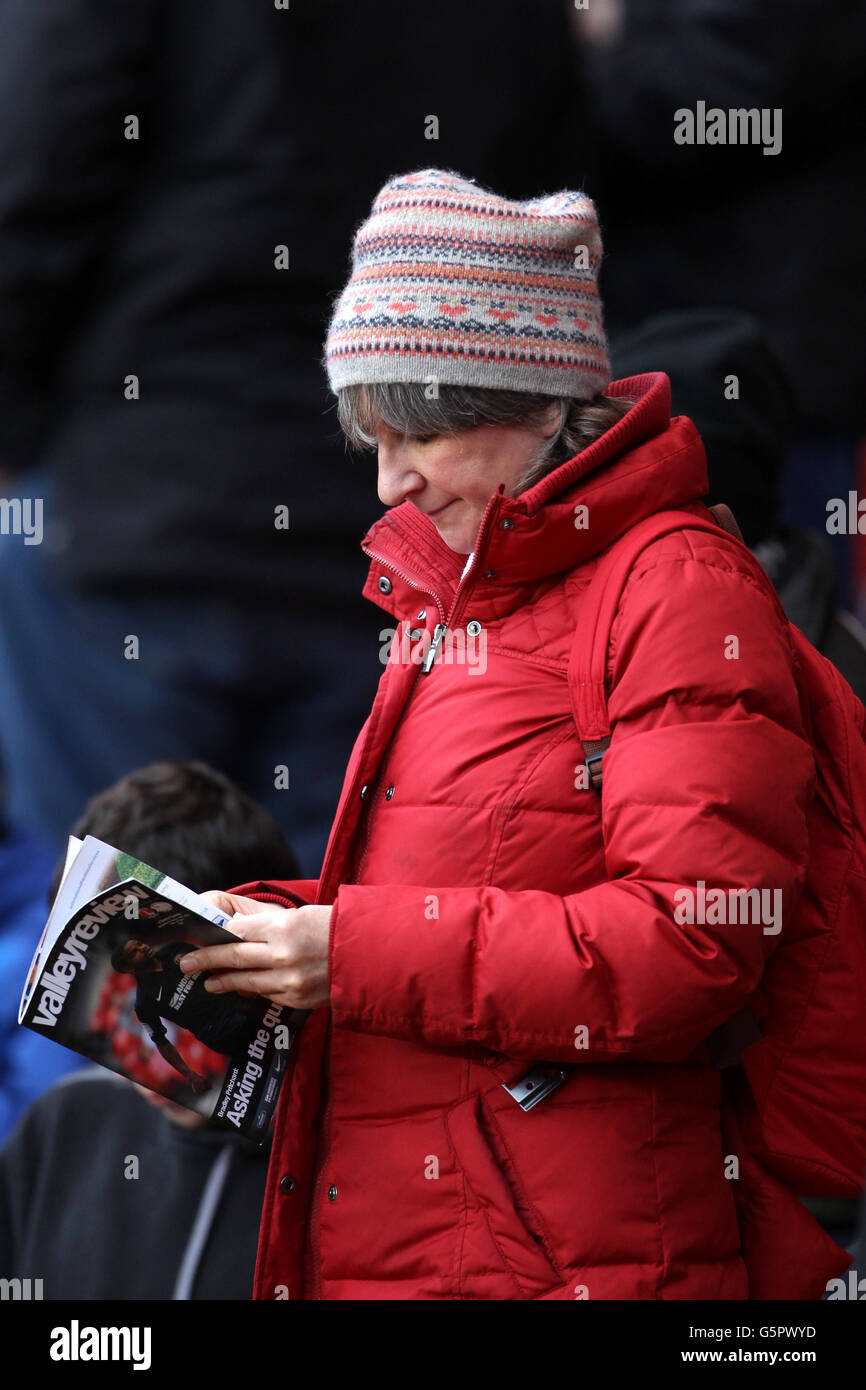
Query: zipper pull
422 623 447 673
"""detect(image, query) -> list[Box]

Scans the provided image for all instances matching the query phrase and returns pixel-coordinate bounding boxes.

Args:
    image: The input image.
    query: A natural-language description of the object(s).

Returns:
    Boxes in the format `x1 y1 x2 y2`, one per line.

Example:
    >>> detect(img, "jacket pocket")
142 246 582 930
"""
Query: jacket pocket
445 1091 566 1299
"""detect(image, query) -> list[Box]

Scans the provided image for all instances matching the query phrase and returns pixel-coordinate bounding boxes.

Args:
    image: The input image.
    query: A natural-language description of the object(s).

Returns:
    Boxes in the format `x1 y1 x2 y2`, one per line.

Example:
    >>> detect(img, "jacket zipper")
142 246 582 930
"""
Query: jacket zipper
349 547 446 885
241 885 323 1296
421 623 448 672
361 549 447 630
380 491 502 677
307 1025 332 1299
427 488 502 656
306 504 500 1297
307 553 442 1298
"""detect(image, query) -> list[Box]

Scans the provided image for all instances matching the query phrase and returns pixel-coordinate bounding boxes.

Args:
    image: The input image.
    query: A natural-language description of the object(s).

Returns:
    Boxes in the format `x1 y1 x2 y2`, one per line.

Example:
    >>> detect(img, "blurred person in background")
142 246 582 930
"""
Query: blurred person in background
571 0 866 616
49 758 301 899
0 1070 271 1300
0 758 300 1298
612 310 866 705
0 0 585 876
0 761 73 1145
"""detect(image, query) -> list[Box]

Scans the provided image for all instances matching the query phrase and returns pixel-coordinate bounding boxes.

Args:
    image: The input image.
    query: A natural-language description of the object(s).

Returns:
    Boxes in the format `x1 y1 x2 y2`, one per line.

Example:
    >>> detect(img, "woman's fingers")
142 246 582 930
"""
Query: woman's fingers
181 904 298 975
179 937 274 974
201 969 280 998
177 902 316 1007
200 889 268 917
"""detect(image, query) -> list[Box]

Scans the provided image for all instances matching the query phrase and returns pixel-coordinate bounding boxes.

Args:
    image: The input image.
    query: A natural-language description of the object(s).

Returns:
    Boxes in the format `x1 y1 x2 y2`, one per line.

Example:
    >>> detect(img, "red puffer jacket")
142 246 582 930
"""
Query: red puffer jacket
244 372 851 1300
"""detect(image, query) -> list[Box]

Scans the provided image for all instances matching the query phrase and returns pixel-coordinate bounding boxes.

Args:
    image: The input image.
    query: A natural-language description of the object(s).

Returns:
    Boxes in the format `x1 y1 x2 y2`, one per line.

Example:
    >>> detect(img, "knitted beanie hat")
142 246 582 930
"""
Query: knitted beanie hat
324 168 610 399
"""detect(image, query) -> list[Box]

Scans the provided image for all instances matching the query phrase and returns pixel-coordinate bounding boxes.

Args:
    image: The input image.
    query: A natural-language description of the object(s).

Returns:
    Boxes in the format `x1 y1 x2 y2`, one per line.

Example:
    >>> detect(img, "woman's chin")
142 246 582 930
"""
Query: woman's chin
432 517 474 554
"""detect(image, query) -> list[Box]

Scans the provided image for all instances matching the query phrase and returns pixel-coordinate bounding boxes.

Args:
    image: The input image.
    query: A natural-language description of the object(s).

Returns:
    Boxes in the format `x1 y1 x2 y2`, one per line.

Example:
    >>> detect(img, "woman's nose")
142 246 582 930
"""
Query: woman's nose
377 441 424 508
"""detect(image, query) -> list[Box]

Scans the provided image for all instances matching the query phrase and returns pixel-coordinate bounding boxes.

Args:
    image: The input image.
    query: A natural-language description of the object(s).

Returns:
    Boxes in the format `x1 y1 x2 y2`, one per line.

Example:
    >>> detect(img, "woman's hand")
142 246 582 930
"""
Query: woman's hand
177 892 333 1010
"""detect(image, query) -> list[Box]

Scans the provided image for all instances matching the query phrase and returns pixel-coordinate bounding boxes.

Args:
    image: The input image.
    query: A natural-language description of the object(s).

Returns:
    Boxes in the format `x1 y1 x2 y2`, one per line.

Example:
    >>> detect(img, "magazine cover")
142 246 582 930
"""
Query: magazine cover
18 835 305 1140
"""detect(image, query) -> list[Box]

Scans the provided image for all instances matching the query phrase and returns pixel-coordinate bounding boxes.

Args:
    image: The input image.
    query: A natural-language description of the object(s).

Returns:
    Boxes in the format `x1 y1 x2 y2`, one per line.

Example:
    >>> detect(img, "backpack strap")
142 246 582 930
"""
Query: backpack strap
569 503 745 790
567 502 759 1069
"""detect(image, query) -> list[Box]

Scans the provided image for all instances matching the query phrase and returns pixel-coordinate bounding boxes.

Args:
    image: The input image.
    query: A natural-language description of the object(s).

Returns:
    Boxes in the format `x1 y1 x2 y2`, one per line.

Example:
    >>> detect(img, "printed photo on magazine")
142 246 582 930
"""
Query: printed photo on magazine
18 835 305 1140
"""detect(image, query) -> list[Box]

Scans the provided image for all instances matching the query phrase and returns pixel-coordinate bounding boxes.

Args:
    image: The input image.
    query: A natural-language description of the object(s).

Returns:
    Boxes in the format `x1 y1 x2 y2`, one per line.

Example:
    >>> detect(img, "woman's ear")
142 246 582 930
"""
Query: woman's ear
540 400 566 439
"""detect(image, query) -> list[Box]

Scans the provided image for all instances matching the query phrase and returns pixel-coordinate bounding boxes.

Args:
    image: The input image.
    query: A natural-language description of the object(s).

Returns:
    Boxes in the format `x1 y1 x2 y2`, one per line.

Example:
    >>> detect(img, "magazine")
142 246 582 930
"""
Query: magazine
18 836 305 1140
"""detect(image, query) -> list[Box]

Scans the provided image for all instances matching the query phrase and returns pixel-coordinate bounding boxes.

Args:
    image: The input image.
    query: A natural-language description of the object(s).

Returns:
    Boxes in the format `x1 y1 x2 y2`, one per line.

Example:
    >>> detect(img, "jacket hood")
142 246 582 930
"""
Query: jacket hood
359 372 710 623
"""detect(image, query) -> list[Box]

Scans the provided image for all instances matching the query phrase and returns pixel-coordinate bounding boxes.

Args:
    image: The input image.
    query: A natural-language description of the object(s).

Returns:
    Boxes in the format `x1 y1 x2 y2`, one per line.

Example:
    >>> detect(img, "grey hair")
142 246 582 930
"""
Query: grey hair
335 382 634 495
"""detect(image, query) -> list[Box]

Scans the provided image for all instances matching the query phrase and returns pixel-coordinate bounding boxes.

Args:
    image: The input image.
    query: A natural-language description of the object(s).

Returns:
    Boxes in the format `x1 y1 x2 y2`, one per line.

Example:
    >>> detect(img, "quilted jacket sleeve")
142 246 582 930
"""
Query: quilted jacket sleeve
328 537 816 1062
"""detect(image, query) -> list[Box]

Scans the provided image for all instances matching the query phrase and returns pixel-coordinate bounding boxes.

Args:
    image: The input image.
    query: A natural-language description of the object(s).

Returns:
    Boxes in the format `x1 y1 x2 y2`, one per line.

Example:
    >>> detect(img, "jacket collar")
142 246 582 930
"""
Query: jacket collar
360 372 709 623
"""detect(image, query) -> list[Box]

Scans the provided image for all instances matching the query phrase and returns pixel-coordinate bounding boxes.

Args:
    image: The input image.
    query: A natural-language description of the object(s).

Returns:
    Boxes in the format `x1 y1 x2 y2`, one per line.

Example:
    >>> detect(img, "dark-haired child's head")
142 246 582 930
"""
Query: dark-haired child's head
50 760 301 902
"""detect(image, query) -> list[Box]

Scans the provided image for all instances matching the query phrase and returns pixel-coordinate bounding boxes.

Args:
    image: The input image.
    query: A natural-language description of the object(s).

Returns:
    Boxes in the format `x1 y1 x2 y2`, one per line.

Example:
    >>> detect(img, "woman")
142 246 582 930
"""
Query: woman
179 169 847 1299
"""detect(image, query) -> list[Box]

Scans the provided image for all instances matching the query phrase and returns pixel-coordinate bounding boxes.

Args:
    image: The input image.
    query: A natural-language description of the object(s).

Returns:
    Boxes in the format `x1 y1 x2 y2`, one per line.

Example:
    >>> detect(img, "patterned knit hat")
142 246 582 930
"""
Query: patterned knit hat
324 168 610 399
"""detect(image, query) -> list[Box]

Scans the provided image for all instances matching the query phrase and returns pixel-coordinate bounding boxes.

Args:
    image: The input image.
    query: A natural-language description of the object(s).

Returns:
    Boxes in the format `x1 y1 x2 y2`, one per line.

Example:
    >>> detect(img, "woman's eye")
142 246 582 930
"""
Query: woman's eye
411 434 438 446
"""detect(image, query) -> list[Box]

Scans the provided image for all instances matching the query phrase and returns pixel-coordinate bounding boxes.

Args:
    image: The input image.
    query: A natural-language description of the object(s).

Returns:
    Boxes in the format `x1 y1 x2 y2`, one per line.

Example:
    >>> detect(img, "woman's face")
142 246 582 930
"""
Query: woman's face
374 410 561 554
